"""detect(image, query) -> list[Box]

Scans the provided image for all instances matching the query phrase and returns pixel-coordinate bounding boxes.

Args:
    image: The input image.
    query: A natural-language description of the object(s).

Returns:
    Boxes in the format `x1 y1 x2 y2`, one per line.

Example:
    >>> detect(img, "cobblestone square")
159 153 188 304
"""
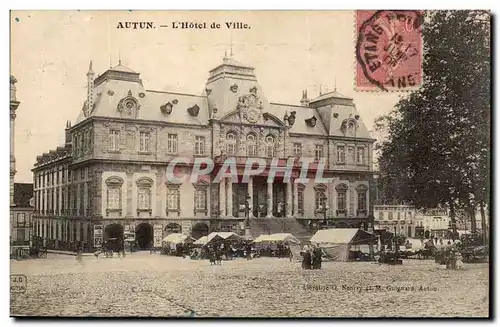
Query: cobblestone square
10 253 489 317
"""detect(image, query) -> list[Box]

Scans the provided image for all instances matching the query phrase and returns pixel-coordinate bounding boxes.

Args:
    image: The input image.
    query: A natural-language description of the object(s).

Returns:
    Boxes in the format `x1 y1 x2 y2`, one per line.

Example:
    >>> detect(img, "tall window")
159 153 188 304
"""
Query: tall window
379 211 384 220
107 187 121 209
17 213 25 227
195 136 205 155
314 185 327 211
109 130 120 151
168 134 178 154
357 147 365 164
357 185 367 213
247 134 257 157
337 145 345 164
137 177 153 211
388 212 393 220
314 145 324 161
336 184 348 213
266 135 275 158
297 184 305 214
348 147 355 164
194 188 207 211
293 143 302 157
139 131 150 152
138 188 151 210
105 177 123 211
167 185 180 211
226 132 236 155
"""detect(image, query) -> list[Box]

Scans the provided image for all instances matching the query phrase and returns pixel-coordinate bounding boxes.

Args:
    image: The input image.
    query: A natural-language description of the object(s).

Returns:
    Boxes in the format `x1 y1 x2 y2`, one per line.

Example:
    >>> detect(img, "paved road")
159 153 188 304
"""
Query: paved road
10 252 489 317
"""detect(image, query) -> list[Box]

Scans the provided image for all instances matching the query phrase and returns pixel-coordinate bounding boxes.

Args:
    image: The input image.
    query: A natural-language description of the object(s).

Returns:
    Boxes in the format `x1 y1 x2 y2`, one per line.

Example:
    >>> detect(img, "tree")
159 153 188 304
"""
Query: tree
376 10 490 239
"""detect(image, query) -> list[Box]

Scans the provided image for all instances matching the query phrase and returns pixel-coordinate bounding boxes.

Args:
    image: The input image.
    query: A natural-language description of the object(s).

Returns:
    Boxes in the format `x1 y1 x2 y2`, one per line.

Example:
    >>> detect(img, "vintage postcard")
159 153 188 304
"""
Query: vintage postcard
9 10 490 318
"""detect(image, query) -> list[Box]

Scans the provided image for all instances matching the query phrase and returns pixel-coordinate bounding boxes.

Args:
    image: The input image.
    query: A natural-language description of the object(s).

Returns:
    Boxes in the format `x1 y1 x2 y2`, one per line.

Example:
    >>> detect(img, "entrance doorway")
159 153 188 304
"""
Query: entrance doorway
104 223 123 240
104 224 124 252
252 176 267 218
273 183 286 217
135 223 153 250
191 222 209 240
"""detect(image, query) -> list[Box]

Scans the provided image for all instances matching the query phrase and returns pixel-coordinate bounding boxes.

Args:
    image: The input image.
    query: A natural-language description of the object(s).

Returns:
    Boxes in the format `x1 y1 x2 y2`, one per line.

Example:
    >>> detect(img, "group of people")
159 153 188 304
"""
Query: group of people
301 244 323 270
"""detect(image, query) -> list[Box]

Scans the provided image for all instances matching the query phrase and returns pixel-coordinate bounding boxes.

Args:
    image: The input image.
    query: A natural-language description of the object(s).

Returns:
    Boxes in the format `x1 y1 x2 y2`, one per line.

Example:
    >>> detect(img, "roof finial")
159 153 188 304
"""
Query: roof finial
118 50 122 65
87 60 94 76
319 84 322 95
334 76 337 92
230 33 233 57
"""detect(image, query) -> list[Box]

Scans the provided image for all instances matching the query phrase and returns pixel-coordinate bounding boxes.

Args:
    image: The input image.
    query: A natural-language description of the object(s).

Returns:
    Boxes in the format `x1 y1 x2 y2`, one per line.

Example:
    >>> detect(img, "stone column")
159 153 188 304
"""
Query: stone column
348 180 355 217
248 176 254 218
219 178 226 217
227 177 233 217
286 182 293 218
266 182 273 218
293 181 299 217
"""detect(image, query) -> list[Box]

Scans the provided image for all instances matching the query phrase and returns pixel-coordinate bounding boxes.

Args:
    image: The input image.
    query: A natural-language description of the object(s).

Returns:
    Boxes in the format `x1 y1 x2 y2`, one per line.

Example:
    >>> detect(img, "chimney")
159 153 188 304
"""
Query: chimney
65 120 72 145
300 90 309 107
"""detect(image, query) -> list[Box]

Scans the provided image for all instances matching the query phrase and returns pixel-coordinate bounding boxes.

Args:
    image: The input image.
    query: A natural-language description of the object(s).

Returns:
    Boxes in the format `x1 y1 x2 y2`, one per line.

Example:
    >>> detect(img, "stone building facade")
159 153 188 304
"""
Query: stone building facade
32 56 376 251
373 205 417 238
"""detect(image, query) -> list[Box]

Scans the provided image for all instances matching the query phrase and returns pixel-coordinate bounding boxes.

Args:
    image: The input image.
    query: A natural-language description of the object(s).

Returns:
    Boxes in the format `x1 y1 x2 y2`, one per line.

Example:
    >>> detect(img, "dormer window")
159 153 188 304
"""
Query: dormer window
187 104 200 117
161 102 173 115
305 116 317 127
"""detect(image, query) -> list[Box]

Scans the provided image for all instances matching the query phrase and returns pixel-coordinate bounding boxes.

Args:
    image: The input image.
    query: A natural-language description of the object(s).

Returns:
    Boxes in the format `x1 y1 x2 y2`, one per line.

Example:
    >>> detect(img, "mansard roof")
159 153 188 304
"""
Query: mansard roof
34 143 72 168
72 58 373 141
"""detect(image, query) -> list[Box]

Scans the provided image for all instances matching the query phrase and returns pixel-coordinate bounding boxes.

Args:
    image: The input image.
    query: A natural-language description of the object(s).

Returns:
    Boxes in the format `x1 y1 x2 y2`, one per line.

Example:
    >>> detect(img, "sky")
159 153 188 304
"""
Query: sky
10 10 402 183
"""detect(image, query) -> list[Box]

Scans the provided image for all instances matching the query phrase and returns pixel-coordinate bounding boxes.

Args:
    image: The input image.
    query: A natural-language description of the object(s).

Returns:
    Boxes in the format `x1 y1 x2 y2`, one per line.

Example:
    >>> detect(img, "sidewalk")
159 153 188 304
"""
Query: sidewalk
47 250 94 257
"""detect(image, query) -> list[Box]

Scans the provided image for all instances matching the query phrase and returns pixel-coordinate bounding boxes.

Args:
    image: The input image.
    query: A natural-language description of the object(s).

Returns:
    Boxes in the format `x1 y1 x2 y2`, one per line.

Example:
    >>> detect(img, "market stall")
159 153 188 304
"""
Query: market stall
162 233 194 256
253 233 300 257
310 228 377 262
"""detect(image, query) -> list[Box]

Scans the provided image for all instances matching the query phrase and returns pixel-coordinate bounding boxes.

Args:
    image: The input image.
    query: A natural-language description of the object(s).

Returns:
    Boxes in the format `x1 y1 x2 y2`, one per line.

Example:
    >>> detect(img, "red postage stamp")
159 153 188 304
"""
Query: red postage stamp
356 10 424 92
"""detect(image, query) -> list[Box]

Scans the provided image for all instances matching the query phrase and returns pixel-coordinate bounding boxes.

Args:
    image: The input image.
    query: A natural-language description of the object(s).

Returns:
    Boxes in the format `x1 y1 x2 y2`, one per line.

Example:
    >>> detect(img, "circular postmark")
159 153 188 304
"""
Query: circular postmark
356 10 424 91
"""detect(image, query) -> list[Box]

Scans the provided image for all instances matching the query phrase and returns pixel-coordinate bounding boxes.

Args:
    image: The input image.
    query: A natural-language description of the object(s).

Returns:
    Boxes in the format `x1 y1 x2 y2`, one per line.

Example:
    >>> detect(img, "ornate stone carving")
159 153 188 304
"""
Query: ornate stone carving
107 90 114 96
172 99 179 105
139 92 145 98
237 91 263 124
230 84 238 93
117 90 140 117
205 88 212 96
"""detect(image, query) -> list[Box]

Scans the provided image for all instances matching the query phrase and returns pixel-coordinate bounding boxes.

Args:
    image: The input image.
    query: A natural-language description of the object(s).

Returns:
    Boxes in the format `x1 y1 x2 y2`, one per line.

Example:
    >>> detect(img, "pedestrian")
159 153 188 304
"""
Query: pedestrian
314 246 322 269
304 249 312 269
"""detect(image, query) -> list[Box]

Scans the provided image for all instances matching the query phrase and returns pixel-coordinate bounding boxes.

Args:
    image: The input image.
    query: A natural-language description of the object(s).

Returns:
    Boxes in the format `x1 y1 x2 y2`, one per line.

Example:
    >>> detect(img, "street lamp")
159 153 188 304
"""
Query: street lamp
322 195 329 229
244 193 251 239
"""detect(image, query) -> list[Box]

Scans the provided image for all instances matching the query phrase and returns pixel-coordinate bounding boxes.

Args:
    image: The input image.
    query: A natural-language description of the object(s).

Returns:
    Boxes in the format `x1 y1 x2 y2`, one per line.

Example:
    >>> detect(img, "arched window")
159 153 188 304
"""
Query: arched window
314 184 327 211
297 184 305 214
226 132 237 156
193 181 209 214
247 134 257 157
166 184 180 213
336 183 348 214
356 184 368 215
136 177 154 212
105 177 124 215
265 135 276 158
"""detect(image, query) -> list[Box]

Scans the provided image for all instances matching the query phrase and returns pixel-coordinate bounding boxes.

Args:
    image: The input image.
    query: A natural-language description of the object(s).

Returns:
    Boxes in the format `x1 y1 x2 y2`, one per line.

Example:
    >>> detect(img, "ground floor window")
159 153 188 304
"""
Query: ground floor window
16 229 25 242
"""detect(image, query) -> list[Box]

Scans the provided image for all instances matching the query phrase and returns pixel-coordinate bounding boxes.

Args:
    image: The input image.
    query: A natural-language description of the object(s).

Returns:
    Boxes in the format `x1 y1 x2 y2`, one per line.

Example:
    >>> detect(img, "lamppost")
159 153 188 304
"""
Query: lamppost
244 193 251 239
322 195 329 229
